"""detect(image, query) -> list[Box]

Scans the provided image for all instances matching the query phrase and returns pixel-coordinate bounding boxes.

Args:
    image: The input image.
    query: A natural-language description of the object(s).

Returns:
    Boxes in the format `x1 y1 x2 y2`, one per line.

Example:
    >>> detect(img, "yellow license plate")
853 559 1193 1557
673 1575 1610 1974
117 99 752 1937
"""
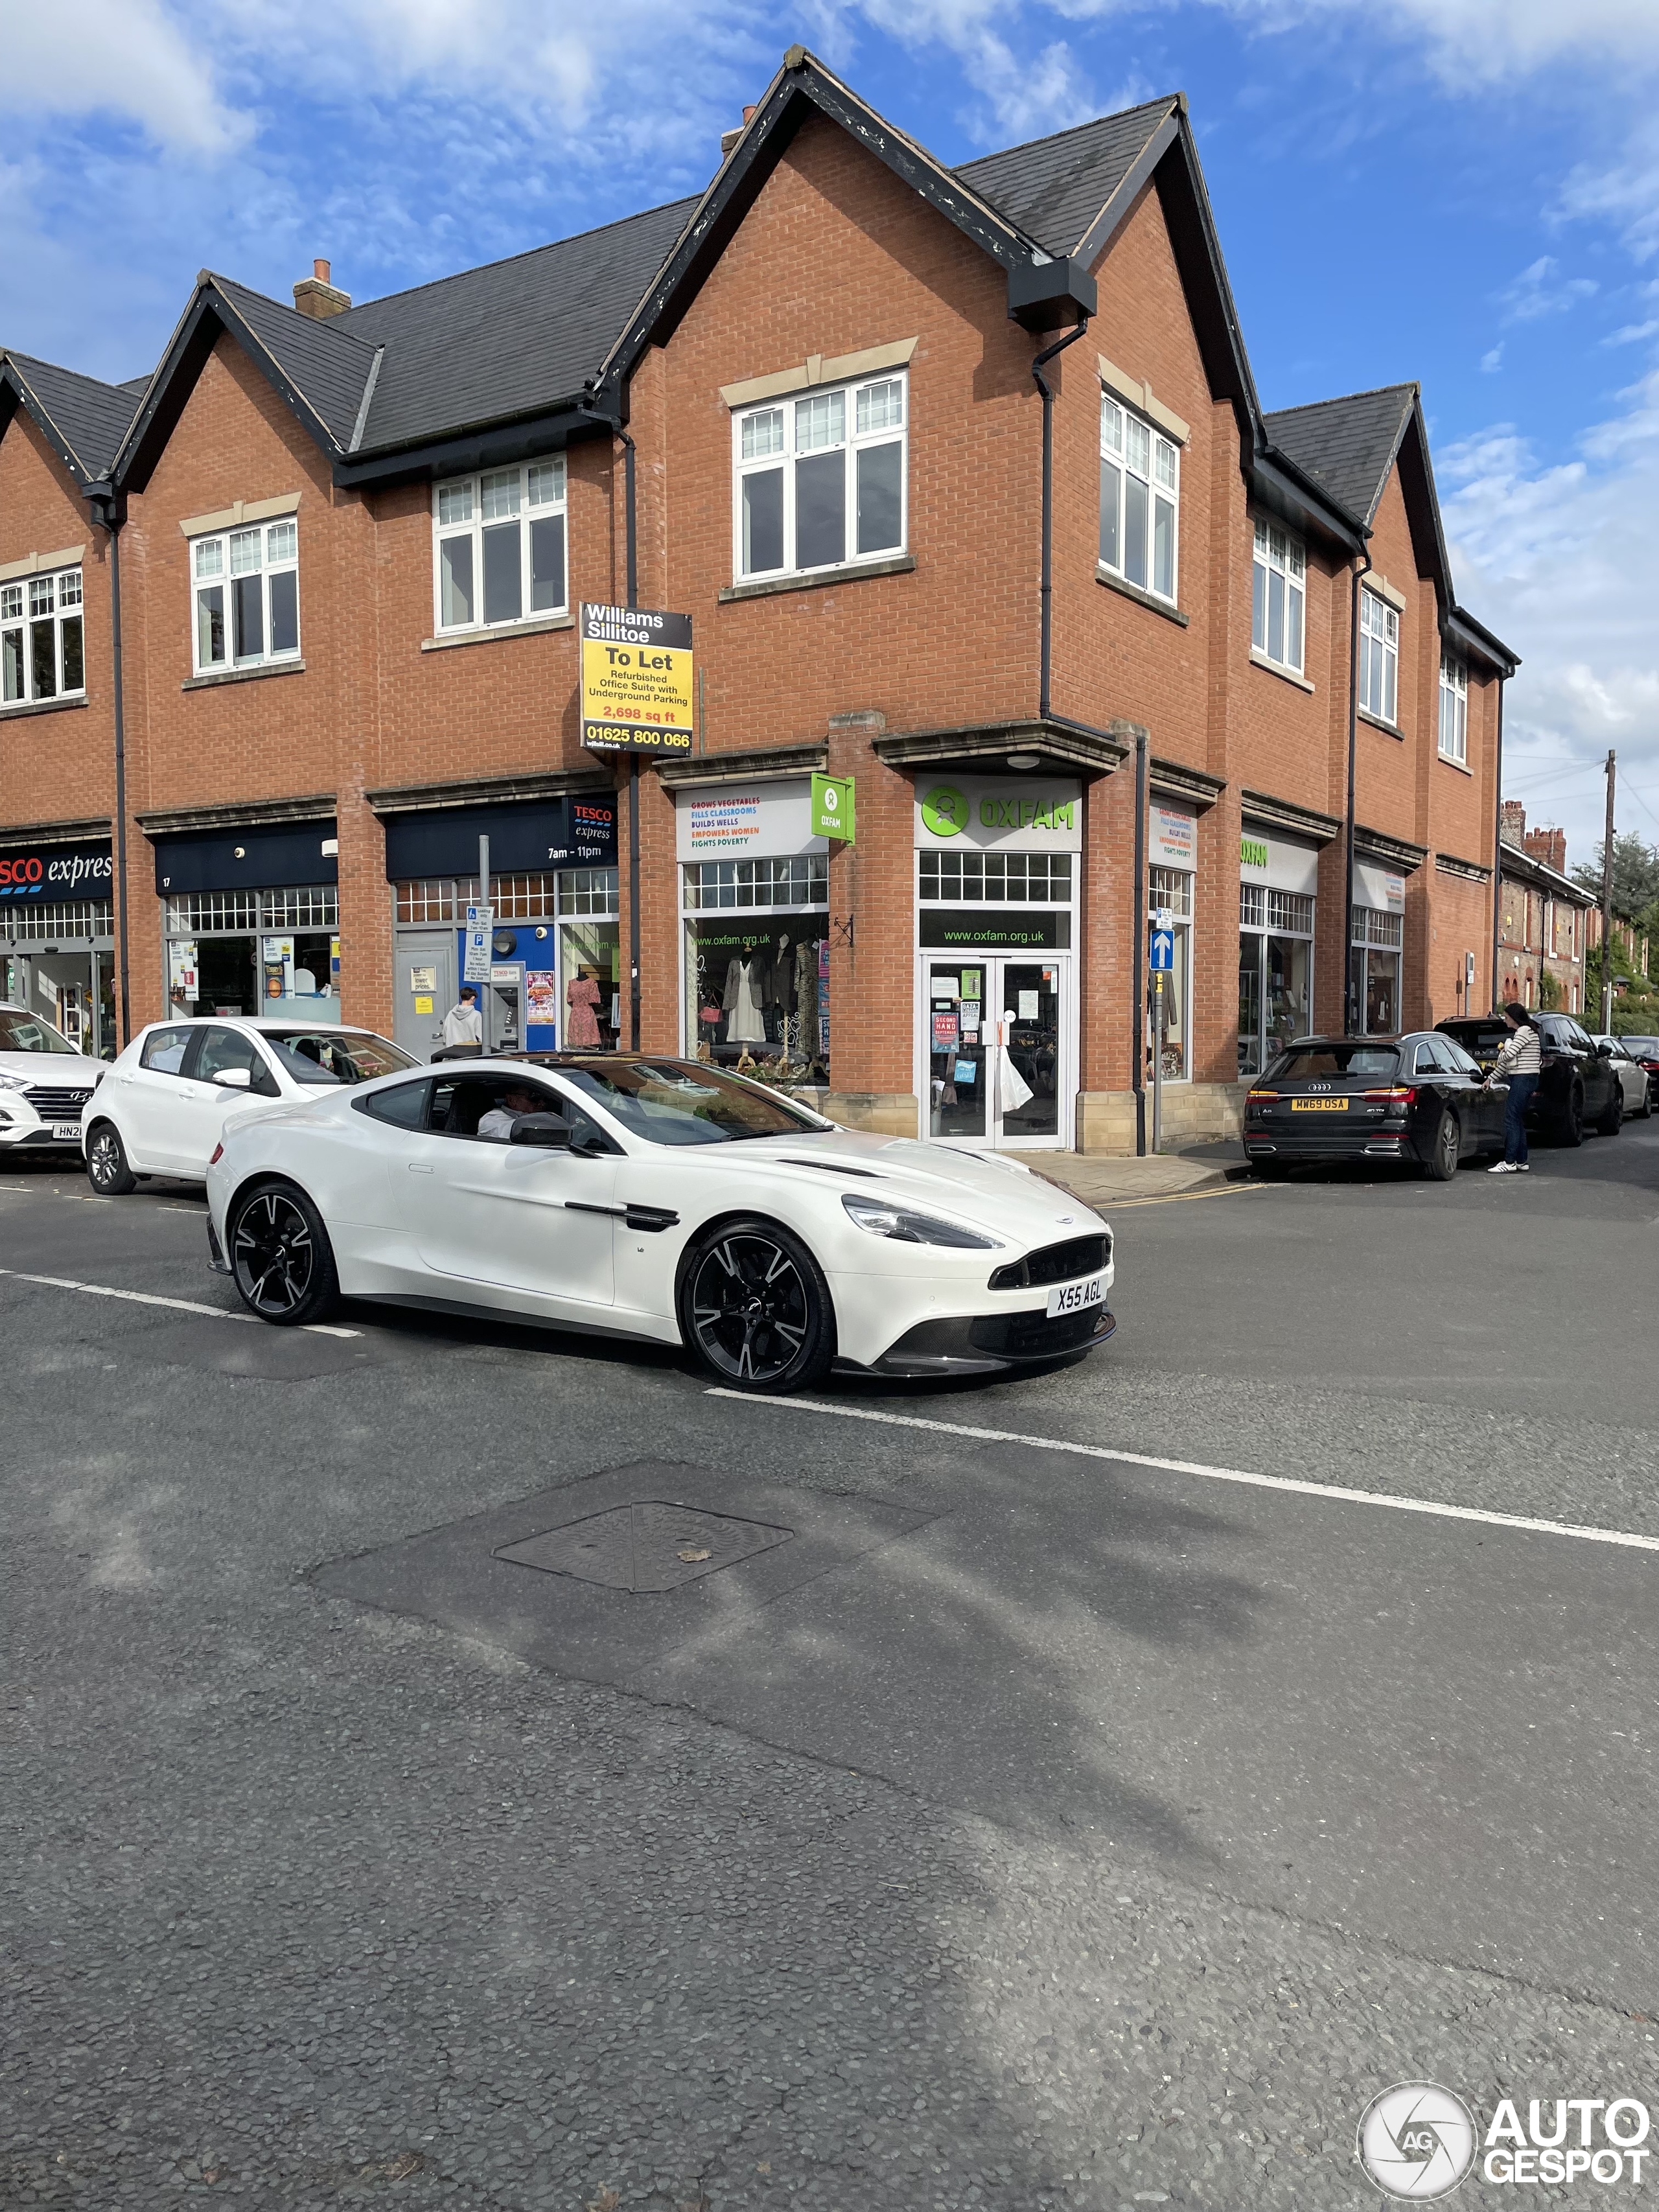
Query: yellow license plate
1290 1099 1348 1112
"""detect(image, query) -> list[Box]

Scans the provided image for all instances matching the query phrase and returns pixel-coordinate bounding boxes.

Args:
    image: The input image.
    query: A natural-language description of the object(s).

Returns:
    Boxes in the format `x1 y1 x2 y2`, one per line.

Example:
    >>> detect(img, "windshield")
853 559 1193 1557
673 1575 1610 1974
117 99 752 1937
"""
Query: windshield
1439 1021 1509 1054
1621 1038 1659 1056
0 1010 78 1054
557 1058 826 1145
264 1030 415 1086
1266 1043 1402 1080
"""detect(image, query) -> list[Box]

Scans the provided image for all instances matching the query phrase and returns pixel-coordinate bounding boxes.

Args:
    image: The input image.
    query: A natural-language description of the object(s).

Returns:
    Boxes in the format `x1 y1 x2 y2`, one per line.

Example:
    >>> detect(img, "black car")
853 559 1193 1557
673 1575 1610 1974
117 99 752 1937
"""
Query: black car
1436 1012 1624 1145
1242 1031 1507 1179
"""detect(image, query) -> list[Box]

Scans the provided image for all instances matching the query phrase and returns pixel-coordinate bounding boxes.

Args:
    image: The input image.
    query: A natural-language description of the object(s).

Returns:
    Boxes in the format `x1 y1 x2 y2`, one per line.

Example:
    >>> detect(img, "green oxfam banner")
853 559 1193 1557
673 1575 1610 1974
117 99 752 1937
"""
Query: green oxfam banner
918 777 1082 848
811 773 855 842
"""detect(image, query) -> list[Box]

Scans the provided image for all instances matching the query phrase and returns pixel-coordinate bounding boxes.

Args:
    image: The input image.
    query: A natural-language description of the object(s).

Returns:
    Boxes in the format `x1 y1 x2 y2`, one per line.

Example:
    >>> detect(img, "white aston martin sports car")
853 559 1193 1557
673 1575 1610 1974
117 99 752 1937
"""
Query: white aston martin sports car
205 1054 1115 1393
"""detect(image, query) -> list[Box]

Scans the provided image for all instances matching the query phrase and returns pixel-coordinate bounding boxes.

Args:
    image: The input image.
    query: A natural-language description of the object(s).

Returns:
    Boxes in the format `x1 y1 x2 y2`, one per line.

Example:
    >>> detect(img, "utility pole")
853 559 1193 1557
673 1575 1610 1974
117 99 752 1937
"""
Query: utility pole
1601 751 1617 1034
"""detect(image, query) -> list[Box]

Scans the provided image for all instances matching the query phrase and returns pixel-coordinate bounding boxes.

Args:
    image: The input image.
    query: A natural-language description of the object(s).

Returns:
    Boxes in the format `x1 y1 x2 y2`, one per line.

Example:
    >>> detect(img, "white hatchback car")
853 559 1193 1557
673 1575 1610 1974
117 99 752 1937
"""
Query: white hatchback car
206 1053 1116 1391
0 1003 106 1157
1589 1036 1654 1120
84 1018 417 1192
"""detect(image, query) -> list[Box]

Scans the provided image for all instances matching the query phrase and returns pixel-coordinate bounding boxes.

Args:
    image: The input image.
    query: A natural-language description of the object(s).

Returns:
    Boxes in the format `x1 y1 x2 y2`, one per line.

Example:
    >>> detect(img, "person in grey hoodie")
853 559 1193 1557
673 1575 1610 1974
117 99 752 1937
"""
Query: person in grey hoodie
1485 1001 1542 1173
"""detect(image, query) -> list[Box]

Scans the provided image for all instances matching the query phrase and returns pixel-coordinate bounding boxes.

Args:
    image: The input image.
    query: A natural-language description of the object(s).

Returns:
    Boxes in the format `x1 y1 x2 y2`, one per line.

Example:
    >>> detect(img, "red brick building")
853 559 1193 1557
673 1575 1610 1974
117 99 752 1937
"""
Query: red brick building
1 50 1516 1151
1495 804 1595 1015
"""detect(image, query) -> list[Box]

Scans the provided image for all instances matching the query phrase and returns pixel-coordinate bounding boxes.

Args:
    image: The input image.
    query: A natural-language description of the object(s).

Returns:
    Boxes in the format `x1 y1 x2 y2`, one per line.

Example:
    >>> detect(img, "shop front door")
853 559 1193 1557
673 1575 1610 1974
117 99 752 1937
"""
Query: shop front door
395 933 456 1062
920 954 1071 1150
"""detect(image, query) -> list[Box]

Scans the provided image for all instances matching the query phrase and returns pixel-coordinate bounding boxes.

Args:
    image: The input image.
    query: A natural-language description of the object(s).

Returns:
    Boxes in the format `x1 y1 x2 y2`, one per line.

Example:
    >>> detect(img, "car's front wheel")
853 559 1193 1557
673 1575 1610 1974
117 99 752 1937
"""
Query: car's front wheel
85 1121 137 1196
228 1182 338 1326
678 1217 835 1394
1421 1108 1461 1181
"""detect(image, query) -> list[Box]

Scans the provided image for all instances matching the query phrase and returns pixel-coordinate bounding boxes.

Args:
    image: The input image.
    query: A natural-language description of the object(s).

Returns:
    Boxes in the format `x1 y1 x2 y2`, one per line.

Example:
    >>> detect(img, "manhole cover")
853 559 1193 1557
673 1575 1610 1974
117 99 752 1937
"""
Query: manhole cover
494 1501 793 1593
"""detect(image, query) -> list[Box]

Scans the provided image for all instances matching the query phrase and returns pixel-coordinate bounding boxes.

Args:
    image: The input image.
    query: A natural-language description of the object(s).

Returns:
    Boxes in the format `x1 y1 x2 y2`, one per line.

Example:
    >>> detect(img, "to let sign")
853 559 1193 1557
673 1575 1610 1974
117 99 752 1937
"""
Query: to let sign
580 603 694 754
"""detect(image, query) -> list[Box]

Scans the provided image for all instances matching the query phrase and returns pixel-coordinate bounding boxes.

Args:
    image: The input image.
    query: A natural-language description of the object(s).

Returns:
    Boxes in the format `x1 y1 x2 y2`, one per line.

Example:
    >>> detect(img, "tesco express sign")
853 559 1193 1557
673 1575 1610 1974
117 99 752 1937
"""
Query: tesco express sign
0 843 113 898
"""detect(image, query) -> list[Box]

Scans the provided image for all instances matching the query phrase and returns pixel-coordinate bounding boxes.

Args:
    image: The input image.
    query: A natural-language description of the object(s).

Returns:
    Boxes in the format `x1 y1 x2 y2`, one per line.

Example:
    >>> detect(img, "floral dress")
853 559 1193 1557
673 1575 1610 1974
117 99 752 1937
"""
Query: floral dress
565 974 603 1047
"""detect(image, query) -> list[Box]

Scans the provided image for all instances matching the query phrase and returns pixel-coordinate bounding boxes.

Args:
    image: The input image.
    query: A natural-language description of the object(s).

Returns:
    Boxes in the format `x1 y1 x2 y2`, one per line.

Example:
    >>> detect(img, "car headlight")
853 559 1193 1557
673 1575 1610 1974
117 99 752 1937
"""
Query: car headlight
841 1193 1002 1248
0 1071 30 1091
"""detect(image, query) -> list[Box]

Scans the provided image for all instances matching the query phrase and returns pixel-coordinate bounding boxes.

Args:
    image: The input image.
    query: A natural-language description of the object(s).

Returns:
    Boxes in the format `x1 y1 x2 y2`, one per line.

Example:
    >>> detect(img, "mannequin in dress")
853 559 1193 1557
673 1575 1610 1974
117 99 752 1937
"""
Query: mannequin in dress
722 942 769 1044
565 964 603 1048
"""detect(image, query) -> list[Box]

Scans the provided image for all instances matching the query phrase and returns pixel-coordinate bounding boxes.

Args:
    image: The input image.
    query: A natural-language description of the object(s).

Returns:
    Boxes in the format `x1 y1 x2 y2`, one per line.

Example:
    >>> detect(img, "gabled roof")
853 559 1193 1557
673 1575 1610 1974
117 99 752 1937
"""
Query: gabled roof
1264 384 1417 530
957 98 1181 262
0 350 142 485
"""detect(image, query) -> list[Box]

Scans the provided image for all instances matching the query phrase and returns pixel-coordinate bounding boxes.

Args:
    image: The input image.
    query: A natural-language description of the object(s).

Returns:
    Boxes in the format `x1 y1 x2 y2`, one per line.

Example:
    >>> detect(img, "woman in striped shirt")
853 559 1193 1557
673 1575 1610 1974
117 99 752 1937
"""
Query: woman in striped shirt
1485 1001 1542 1172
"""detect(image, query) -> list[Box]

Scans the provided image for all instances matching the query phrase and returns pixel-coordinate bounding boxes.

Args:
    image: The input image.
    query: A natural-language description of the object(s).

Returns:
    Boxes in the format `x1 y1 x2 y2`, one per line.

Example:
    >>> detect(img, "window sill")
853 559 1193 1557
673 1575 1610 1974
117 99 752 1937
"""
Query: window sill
1437 748 1473 777
1249 647 1314 695
1357 706 1402 739
421 613 575 652
182 659 306 693
719 553 916 603
1096 565 1189 627
0 693 89 721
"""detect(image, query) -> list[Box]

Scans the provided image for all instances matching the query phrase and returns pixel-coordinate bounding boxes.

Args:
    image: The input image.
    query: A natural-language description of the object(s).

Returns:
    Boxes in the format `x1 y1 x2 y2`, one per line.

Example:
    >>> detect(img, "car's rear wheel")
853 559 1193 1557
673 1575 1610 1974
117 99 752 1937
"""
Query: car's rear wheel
679 1217 835 1394
1555 1085 1584 1147
1248 1158 1290 1180
1597 1086 1625 1136
1422 1108 1461 1181
228 1182 338 1326
85 1121 137 1196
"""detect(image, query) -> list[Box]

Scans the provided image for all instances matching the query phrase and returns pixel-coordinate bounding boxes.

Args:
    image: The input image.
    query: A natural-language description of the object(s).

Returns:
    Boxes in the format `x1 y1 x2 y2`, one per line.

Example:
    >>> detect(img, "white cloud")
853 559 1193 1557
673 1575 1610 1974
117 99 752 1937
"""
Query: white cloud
1497 255 1597 325
1441 379 1659 863
1479 342 1503 373
1605 319 1659 347
0 0 248 156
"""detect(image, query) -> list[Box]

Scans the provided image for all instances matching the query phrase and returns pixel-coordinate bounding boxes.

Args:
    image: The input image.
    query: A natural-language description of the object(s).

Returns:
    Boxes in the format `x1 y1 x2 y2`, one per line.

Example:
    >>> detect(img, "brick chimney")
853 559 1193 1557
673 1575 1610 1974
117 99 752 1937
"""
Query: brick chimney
1524 824 1567 874
1499 799 1526 847
720 104 759 157
293 258 351 319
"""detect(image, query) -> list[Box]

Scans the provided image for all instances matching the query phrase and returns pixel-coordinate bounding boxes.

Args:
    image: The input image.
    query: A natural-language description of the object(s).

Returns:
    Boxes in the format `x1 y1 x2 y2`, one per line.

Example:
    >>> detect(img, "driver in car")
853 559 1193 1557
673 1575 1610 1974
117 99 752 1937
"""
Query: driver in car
477 1083 546 1141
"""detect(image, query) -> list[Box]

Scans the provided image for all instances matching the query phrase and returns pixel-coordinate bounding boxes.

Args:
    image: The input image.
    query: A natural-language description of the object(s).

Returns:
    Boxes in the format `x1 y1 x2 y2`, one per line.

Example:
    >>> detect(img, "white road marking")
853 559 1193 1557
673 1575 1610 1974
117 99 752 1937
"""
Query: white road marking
707 1389 1659 1557
0 1268 360 1337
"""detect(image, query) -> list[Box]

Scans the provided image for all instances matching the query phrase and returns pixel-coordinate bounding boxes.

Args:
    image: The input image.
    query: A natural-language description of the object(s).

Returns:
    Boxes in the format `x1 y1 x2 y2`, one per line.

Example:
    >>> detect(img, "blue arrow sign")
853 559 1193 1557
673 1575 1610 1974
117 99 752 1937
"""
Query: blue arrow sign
1150 929 1175 972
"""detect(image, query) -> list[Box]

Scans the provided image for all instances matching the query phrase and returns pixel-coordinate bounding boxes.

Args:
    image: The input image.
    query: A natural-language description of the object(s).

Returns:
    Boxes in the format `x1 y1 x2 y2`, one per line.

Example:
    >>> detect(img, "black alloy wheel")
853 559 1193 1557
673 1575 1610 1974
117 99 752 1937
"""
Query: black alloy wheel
85 1121 137 1196
1555 1085 1584 1148
679 1217 834 1394
1597 1084 1625 1137
1422 1108 1461 1182
229 1182 338 1327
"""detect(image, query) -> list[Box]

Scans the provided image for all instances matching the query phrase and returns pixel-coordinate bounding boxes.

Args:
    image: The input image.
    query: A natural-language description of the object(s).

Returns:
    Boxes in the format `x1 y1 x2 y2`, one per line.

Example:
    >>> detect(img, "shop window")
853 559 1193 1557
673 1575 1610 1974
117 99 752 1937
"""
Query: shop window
6 898 111 942
393 874 560 925
1349 905 1404 1036
685 857 828 910
1148 864 1192 1081
1100 397 1178 602
1 565 84 705
919 853 1073 903
1358 589 1398 725
1251 521 1305 673
165 884 340 1021
192 522 299 674
688 918 828 1083
432 457 568 633
557 867 619 917
1439 653 1468 763
1238 883 1315 1077
732 374 906 583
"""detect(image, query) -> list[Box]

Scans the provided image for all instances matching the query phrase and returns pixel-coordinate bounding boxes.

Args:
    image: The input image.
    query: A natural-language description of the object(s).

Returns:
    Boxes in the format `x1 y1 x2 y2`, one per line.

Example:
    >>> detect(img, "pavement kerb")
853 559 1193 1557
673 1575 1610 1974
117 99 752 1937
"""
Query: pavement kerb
1003 1149 1245 1207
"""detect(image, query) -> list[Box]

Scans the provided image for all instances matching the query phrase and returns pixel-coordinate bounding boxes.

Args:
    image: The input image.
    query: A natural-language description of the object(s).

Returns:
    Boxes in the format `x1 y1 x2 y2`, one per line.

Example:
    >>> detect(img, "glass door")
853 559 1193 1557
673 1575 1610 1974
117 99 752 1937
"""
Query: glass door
922 955 1070 1150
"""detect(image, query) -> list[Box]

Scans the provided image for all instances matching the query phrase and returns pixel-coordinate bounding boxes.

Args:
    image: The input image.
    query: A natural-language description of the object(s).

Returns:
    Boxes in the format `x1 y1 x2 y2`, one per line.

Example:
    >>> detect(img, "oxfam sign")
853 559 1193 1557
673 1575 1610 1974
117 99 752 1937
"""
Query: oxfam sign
916 776 1083 852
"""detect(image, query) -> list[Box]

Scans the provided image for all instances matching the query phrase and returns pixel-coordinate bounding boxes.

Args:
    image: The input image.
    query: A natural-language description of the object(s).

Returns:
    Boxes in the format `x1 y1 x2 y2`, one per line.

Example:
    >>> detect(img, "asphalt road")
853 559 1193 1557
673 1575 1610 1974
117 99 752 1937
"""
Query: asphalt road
5 1117 1658 2211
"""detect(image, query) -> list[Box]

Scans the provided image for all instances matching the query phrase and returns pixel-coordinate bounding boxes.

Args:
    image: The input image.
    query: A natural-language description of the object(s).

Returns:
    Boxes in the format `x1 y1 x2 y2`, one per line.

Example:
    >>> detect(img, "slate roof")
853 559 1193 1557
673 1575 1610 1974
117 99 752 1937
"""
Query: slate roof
1 351 141 481
956 99 1177 259
210 275 381 450
1264 385 1417 530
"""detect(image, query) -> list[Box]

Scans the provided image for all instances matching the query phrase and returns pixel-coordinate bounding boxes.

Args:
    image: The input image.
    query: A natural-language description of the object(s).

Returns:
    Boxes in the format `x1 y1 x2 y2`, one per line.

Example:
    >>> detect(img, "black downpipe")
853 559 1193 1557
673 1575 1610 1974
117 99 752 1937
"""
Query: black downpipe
1490 677 1505 1015
1032 312 1091 721
1343 550 1373 1034
1131 726 1148 1154
93 495 132 1049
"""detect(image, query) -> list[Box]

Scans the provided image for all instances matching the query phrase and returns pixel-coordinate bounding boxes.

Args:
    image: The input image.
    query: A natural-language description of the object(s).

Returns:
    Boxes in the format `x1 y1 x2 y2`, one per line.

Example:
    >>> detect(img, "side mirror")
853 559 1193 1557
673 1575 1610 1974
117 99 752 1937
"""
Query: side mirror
1596 1041 1614 1057
211 1067 252 1089
509 1112 570 1148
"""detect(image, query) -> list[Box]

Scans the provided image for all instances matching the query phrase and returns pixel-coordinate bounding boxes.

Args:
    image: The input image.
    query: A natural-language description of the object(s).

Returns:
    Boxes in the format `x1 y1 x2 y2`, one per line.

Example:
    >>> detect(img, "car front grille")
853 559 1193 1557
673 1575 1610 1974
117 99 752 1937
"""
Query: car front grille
988 1233 1109 1293
25 1085 96 1117
969 1306 1113 1358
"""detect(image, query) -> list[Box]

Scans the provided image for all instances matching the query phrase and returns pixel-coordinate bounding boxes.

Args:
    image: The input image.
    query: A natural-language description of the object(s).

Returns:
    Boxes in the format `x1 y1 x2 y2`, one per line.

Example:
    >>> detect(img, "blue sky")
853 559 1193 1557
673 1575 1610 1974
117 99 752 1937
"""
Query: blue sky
4 0 1658 867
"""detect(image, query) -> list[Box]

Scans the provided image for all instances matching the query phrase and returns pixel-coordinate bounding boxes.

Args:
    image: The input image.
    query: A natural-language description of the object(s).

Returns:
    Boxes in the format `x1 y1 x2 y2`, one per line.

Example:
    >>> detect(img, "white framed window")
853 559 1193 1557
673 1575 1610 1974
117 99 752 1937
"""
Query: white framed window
192 523 299 674
2 566 84 704
1358 589 1398 725
1100 397 1178 602
432 457 567 633
1251 521 1305 673
732 373 907 582
1439 652 1468 763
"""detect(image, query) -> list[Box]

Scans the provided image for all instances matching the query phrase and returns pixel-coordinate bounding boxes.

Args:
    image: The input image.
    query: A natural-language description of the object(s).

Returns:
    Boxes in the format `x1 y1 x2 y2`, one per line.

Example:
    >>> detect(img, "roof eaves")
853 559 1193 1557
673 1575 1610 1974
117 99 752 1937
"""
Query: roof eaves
0 354 97 484
1447 601 1519 676
1253 445 1370 550
599 46 1047 397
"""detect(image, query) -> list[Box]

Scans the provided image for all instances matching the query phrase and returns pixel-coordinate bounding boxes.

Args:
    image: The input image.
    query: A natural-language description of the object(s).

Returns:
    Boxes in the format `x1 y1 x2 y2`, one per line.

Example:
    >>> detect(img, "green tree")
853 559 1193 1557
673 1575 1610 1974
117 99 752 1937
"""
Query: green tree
1572 832 1659 921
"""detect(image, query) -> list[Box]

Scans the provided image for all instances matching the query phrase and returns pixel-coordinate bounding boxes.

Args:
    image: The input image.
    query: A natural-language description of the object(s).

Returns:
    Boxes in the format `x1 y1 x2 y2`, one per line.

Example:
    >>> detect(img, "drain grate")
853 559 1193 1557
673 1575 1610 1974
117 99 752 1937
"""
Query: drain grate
493 1500 793 1593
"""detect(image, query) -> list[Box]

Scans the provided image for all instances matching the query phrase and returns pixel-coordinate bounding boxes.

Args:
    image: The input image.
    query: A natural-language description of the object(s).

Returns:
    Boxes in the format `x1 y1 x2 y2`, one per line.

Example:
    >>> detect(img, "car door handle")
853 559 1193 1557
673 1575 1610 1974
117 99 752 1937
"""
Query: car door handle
408 1163 434 1174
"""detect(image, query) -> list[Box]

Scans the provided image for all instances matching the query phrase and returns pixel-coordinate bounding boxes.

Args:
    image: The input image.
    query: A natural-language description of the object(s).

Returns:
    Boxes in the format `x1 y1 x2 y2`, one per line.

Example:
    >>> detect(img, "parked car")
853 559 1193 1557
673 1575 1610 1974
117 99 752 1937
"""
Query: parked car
205 1054 1116 1392
85 1018 415 1192
1436 1012 1624 1143
0 1003 106 1157
1589 1036 1654 1119
1611 1035 1659 1111
1242 1030 1506 1179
